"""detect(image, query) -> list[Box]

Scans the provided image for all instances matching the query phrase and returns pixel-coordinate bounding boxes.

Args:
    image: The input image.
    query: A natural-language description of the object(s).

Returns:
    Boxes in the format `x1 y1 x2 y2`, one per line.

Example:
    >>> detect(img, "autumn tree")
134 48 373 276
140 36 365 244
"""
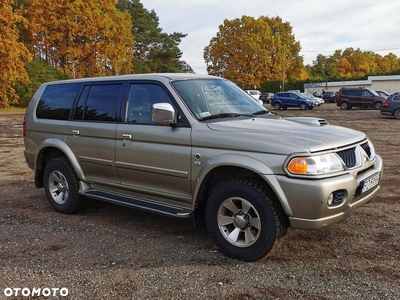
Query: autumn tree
204 16 303 89
0 0 31 107
116 0 188 73
27 0 134 78
307 48 400 80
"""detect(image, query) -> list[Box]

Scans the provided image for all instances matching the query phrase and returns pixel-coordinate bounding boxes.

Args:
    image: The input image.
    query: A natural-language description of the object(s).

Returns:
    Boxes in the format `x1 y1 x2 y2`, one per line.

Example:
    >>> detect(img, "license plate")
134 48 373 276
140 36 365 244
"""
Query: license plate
361 172 380 194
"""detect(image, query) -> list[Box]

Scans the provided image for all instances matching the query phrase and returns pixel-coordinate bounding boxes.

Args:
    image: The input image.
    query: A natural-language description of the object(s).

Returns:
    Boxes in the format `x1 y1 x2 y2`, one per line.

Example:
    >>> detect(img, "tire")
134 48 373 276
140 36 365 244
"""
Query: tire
374 102 382 110
340 102 349 110
299 103 307 110
205 179 287 261
273 103 281 110
394 108 400 119
43 157 83 214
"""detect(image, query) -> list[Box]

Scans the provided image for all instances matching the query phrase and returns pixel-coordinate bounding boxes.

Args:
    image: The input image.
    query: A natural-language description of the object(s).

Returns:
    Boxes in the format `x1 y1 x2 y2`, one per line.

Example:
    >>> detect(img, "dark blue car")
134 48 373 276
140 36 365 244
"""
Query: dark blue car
380 92 400 119
271 92 315 110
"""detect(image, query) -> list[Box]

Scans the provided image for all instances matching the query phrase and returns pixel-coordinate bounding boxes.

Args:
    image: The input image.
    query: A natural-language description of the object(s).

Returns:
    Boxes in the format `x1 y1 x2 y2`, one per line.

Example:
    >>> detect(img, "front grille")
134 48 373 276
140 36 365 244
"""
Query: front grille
336 147 357 168
360 142 371 157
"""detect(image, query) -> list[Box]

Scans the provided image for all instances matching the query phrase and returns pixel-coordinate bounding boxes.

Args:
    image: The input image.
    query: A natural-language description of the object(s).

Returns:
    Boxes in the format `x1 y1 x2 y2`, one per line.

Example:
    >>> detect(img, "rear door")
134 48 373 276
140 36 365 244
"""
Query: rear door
66 82 124 184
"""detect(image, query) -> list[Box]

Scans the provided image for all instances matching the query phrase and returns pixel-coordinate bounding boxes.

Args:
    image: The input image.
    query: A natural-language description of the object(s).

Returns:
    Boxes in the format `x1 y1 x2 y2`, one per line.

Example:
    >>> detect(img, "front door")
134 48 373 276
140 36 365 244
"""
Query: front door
115 82 192 205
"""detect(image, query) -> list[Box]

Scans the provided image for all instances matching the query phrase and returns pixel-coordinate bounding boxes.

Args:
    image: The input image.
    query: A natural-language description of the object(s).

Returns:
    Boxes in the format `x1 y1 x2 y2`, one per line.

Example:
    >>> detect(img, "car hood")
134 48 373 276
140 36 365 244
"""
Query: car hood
197 116 366 154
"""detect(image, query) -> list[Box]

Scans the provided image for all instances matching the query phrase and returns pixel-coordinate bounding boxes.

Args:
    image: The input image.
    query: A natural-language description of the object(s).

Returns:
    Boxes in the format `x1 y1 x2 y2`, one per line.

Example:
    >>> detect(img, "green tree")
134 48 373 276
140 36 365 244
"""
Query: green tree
27 0 134 78
204 16 303 89
0 0 31 107
13 59 69 107
116 0 188 73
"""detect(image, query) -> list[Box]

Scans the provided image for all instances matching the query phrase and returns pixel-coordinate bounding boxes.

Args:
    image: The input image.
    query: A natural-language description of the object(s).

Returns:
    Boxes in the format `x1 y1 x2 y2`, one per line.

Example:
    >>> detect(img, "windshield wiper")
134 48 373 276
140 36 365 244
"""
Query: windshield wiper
252 110 269 116
200 113 241 121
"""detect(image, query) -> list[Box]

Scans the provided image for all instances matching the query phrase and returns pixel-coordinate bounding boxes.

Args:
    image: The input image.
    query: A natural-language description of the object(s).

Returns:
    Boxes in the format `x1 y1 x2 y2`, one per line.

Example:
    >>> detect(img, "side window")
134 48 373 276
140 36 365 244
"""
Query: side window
73 84 122 122
341 90 349 96
361 90 372 97
126 84 173 124
393 95 400 101
348 90 360 96
36 83 81 120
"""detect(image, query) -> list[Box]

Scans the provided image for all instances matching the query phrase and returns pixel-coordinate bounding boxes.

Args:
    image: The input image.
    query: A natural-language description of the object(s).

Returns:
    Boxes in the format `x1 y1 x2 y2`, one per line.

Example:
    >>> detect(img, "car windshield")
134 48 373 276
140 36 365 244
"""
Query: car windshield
302 93 314 98
172 79 269 120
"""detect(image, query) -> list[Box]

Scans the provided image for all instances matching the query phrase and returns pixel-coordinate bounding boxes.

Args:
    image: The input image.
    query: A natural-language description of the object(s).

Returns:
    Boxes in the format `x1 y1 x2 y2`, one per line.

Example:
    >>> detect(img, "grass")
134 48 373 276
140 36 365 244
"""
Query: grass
0 107 26 114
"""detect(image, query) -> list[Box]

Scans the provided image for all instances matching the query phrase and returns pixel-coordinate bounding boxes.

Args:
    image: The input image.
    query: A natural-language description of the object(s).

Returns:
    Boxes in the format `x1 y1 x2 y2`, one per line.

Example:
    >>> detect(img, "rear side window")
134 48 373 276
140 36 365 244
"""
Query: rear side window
36 83 81 120
73 84 123 122
342 89 361 96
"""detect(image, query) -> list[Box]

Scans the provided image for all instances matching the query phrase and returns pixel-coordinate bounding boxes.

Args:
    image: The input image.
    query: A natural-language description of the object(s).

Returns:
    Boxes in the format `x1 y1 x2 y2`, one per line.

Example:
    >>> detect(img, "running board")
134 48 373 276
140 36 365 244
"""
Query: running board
82 190 192 218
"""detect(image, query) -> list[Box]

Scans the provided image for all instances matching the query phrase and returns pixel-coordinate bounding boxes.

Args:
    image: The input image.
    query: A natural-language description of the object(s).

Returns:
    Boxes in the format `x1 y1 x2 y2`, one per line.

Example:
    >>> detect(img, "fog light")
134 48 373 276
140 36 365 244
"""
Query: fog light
327 193 334 206
327 190 346 207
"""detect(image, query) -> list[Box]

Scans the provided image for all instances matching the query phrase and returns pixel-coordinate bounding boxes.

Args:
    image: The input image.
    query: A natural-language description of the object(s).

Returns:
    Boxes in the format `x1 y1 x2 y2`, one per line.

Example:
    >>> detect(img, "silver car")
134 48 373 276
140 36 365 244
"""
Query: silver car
23 73 383 261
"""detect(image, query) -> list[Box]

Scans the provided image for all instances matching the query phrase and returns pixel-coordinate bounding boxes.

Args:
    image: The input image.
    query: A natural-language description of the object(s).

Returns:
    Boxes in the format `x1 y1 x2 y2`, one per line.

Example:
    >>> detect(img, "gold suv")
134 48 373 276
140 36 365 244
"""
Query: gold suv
23 74 383 261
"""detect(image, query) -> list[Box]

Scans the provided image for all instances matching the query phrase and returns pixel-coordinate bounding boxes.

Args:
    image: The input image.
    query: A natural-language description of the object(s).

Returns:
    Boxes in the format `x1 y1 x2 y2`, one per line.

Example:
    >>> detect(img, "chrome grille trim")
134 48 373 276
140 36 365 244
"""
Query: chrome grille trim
335 141 372 169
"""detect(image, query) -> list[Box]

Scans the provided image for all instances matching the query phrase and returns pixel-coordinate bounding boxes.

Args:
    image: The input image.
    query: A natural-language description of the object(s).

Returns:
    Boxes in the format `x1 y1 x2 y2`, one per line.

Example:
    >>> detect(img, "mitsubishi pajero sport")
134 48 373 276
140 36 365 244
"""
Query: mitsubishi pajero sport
23 73 383 261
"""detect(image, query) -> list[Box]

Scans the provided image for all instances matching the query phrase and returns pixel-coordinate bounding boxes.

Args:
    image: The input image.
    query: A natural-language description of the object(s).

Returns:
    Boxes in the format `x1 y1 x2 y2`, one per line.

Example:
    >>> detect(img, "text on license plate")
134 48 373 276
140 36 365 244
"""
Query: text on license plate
361 172 380 194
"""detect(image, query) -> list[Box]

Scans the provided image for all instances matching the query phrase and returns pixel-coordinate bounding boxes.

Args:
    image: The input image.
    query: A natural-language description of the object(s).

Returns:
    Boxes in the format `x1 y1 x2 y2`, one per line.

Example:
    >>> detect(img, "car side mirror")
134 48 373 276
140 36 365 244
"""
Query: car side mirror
152 103 176 126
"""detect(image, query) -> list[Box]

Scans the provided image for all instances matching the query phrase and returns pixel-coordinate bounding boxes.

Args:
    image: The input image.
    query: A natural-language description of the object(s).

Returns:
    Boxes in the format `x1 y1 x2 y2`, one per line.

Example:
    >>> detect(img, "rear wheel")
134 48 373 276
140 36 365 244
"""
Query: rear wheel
394 108 400 119
274 103 281 110
340 102 349 110
205 179 287 261
43 157 84 214
374 102 382 110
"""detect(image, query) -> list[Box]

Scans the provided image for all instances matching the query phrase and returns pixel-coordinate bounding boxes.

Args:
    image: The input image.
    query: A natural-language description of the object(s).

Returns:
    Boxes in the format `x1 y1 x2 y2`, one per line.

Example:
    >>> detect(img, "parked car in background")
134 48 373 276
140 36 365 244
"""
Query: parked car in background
271 91 315 110
245 89 262 100
375 90 390 99
259 92 274 103
322 92 337 103
337 87 385 110
380 92 400 119
302 92 324 106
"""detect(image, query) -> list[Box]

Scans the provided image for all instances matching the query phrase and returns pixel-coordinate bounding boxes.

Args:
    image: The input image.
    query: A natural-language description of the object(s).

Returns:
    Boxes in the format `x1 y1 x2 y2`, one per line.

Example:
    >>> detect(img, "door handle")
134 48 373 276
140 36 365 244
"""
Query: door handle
72 129 80 135
122 133 132 140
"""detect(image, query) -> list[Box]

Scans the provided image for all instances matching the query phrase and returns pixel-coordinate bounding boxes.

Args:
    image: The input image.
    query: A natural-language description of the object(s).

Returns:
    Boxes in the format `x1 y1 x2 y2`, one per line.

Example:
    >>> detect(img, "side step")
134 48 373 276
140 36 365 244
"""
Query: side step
83 190 192 219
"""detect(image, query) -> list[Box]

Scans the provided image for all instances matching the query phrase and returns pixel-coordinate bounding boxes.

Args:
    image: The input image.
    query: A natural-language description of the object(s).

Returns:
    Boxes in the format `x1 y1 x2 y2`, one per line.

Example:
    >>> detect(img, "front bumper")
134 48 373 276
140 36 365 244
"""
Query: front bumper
269 155 383 230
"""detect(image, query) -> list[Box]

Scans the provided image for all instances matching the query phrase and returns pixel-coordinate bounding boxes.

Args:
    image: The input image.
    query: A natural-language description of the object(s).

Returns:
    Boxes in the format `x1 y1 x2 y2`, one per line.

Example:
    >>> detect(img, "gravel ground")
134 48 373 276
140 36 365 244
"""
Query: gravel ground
0 104 399 300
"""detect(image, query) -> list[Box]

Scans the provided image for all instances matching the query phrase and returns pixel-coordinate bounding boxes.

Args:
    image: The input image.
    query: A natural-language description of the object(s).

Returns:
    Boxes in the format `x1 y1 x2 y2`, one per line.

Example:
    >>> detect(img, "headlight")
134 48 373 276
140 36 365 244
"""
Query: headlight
286 153 344 175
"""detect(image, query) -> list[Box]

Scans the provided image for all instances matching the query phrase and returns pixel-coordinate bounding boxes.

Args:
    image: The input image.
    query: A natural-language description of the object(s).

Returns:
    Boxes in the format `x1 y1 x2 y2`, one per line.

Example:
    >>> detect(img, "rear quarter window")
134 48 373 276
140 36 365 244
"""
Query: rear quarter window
36 83 81 120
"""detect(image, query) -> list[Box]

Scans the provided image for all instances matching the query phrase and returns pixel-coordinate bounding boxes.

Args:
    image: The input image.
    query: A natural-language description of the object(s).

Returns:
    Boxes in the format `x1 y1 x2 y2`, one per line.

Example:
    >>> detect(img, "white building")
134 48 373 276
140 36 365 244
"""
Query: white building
304 75 400 95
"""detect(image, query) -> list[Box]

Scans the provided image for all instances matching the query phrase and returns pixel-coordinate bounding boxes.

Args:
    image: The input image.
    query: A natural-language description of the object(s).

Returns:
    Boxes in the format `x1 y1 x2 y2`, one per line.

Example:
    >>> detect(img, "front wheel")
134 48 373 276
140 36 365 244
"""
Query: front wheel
205 179 287 261
299 103 307 110
43 157 84 214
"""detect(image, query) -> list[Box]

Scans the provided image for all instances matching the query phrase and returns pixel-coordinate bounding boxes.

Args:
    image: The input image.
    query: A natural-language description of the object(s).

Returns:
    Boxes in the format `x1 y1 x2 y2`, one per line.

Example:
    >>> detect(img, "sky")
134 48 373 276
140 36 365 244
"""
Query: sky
140 0 400 74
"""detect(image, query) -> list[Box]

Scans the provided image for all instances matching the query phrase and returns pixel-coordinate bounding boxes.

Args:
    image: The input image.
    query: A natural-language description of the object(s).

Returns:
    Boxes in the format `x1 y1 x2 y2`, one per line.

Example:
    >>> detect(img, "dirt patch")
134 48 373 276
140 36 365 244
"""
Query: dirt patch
0 105 399 299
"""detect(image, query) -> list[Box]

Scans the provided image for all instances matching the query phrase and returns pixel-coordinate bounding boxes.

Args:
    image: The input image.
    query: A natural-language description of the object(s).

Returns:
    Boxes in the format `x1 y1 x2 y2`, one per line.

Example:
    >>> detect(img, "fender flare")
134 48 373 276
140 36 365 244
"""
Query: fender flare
36 138 86 181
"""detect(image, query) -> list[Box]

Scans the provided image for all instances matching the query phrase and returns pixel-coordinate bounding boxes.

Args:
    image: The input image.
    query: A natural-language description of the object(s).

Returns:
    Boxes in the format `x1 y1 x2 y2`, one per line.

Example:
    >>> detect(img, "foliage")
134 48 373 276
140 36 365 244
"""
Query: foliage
0 0 31 108
13 59 69 107
306 48 400 80
204 16 304 90
116 0 188 73
27 0 134 78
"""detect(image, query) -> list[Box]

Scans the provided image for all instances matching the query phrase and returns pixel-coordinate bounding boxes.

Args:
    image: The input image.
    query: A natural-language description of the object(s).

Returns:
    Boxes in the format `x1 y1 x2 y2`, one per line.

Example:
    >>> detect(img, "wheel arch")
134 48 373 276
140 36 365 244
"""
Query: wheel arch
34 139 85 187
192 155 289 226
